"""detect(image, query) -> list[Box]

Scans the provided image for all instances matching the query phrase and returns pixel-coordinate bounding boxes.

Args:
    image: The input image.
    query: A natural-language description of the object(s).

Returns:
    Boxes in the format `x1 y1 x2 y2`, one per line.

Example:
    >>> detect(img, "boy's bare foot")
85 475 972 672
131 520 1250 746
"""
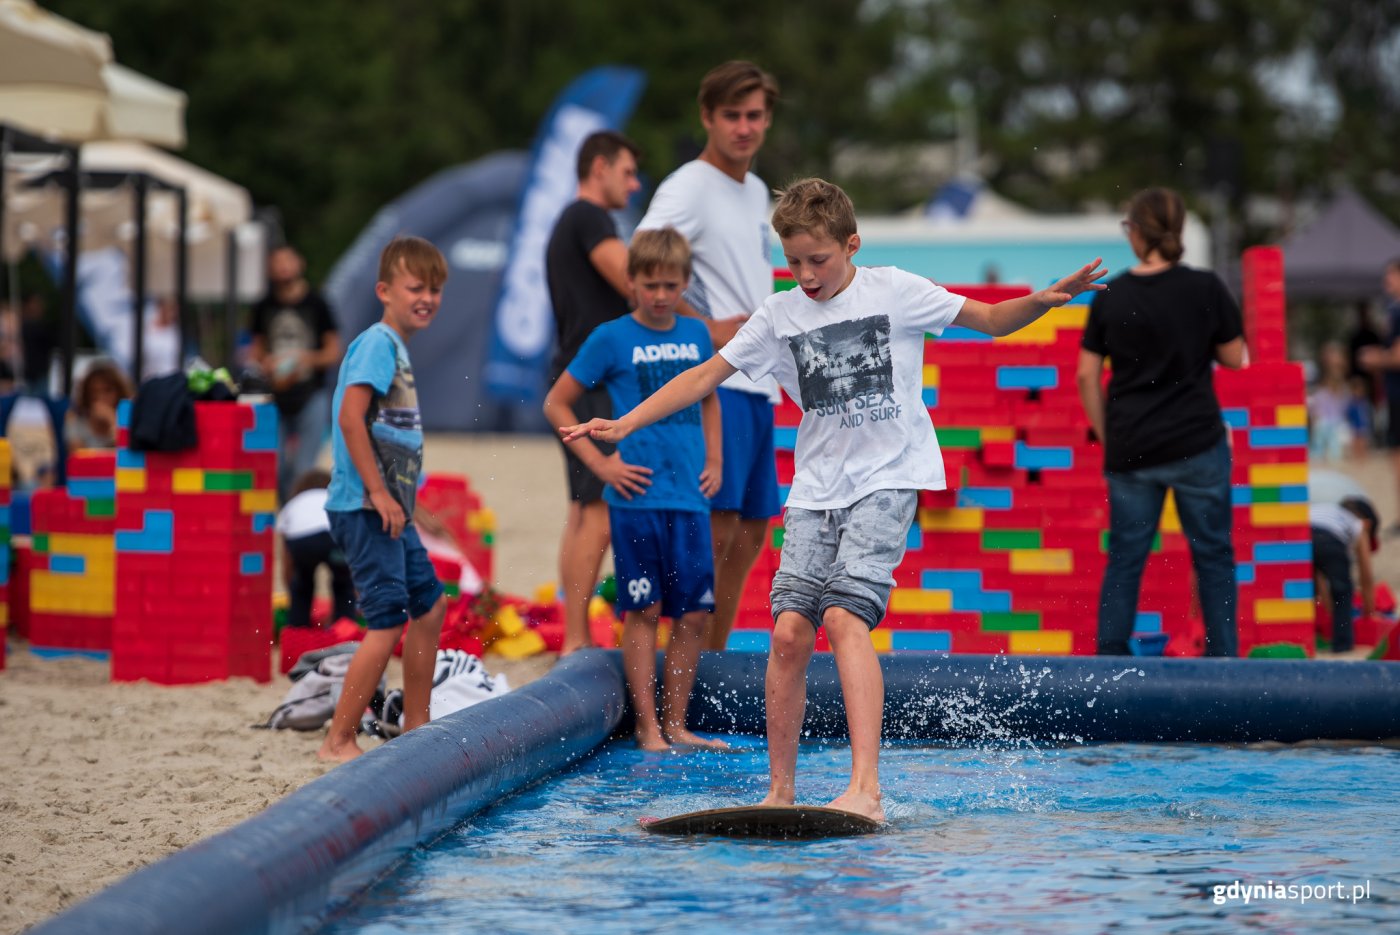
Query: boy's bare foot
827 790 884 823
758 791 794 808
316 739 363 763
635 731 671 752
559 641 595 656
663 729 731 752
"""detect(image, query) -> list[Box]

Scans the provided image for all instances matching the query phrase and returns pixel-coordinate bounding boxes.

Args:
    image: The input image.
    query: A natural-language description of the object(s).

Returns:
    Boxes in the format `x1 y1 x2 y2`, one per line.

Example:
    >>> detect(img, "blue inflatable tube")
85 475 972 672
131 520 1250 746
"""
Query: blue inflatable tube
32 651 627 935
33 650 1400 933
683 653 1400 744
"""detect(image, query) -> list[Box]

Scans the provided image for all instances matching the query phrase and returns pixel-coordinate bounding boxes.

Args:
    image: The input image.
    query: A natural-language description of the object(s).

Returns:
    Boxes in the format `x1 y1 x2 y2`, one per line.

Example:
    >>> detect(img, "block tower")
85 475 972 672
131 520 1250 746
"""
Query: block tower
730 251 1311 657
111 401 278 683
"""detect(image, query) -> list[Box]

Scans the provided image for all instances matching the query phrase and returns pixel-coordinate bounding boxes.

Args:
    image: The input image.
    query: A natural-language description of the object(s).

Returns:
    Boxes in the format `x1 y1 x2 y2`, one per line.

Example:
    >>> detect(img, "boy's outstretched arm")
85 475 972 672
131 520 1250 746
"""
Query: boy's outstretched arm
339 384 405 539
543 373 652 499
698 389 722 498
953 259 1108 337
561 354 738 444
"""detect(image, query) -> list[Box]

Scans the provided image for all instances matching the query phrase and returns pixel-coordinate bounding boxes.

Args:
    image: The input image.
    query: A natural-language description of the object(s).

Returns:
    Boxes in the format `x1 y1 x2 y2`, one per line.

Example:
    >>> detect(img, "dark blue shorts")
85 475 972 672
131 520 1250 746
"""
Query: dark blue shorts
711 387 781 519
609 507 715 618
327 509 445 630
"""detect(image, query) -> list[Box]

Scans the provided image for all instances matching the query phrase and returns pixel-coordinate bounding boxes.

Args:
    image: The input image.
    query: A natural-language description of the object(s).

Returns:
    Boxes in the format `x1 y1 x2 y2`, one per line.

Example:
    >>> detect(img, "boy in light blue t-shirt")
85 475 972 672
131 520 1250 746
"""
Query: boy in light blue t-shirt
317 236 449 763
544 227 728 752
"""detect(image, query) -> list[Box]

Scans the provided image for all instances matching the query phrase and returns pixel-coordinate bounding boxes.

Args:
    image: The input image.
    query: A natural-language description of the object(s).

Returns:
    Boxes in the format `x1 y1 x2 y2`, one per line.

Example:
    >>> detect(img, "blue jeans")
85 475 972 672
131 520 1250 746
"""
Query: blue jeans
327 510 444 630
278 387 331 503
1098 437 1237 657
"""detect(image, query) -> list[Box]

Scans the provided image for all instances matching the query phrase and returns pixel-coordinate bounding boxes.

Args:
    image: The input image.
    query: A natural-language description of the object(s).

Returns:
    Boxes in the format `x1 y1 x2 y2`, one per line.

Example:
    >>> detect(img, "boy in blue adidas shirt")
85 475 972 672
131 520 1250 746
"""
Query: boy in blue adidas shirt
544 227 727 751
318 236 448 763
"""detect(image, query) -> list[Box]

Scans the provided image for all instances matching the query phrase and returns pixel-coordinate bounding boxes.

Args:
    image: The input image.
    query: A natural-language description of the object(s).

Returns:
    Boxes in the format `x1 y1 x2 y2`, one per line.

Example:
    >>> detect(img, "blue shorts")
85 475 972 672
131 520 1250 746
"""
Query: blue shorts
712 387 781 519
327 509 445 630
609 507 715 618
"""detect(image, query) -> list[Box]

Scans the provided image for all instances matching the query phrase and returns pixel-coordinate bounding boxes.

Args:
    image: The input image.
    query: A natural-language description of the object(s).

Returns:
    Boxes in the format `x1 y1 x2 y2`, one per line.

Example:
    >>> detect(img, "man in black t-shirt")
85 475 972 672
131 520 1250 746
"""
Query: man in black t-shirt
250 245 342 502
544 131 640 654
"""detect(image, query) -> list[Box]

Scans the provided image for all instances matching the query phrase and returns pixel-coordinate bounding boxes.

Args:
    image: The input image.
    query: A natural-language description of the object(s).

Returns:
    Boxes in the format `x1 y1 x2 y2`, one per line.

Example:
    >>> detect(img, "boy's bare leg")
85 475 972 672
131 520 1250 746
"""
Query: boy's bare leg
621 606 668 751
401 595 446 732
662 610 729 750
708 512 768 650
760 611 816 806
559 501 610 654
823 607 885 822
317 626 402 763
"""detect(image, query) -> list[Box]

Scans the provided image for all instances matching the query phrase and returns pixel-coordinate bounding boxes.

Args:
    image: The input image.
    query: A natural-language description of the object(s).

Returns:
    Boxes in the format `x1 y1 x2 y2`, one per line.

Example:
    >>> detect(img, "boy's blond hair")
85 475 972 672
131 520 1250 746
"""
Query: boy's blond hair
771 178 858 244
627 227 692 279
378 235 448 289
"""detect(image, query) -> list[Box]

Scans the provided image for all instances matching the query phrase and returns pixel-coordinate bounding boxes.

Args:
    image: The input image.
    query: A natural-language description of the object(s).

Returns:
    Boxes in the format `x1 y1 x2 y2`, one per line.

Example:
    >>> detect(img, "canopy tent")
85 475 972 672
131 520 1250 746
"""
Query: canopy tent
0 0 185 148
1278 187 1400 301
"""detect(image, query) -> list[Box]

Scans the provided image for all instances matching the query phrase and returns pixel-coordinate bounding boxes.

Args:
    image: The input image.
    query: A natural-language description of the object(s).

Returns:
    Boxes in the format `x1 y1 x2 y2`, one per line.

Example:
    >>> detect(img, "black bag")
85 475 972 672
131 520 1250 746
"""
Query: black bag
128 372 197 451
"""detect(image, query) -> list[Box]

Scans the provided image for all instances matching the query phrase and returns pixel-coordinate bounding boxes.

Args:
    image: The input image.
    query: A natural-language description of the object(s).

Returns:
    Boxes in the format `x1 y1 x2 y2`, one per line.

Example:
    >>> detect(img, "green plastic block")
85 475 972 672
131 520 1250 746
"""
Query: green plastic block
1246 642 1309 659
938 427 982 450
84 498 116 518
32 533 49 553
1100 531 1162 553
205 470 255 491
981 611 1042 631
1251 486 1283 503
771 525 785 549
982 529 1041 550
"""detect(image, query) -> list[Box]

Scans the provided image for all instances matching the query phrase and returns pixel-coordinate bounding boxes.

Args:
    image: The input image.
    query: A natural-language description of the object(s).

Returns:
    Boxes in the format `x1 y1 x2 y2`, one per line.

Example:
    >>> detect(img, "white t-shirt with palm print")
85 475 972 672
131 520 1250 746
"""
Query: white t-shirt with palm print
719 265 965 510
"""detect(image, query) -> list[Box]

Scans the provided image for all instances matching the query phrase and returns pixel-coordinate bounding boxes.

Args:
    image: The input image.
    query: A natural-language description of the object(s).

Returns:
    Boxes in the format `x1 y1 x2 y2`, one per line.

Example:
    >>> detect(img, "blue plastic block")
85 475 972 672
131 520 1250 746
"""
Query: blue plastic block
957 487 1013 510
1014 443 1073 470
1133 611 1163 633
774 426 798 451
1221 408 1249 429
1253 541 1311 564
115 510 174 553
240 552 265 576
117 448 146 469
251 512 276 534
1248 427 1308 449
938 326 993 342
1283 580 1315 600
51 554 86 575
891 631 952 651
906 524 923 551
1236 562 1256 585
921 387 940 408
243 403 279 452
950 589 1012 612
921 569 984 591
68 478 116 500
727 631 771 652
995 366 1059 391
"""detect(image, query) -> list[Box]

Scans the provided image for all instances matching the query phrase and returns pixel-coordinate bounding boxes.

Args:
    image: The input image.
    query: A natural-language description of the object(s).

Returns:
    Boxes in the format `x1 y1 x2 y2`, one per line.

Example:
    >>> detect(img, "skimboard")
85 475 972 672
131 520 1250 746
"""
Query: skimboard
639 805 882 839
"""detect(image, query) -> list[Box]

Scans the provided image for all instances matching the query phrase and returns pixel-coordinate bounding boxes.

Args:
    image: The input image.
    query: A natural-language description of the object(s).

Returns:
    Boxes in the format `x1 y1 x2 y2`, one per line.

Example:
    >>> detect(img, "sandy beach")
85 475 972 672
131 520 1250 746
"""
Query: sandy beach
2 435 1399 933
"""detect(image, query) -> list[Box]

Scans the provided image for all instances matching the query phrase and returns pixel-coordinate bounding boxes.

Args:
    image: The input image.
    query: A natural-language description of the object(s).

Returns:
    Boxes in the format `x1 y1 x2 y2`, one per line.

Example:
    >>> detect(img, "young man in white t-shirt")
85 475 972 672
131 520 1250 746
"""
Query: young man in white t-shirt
635 61 781 652
563 179 1106 820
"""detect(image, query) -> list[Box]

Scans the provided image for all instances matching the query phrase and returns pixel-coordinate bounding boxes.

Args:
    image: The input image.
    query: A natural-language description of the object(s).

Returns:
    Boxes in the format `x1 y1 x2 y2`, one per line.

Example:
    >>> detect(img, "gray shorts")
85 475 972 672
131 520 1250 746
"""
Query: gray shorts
770 489 918 630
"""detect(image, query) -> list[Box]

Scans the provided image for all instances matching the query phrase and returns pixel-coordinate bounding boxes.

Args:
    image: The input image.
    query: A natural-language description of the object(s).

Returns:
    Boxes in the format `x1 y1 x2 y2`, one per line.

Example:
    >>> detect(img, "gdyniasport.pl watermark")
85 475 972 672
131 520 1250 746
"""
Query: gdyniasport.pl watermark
1212 880 1371 906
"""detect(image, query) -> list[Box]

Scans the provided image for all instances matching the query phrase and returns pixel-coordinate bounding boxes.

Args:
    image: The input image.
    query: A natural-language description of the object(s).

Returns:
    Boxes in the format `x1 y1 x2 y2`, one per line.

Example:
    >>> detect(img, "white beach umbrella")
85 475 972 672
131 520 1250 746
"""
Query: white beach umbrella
0 0 112 140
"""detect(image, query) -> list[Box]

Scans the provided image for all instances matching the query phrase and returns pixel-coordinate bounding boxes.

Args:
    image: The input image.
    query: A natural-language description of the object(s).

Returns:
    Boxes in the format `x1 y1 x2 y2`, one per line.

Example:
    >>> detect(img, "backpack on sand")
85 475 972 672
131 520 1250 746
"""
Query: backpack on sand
260 646 385 731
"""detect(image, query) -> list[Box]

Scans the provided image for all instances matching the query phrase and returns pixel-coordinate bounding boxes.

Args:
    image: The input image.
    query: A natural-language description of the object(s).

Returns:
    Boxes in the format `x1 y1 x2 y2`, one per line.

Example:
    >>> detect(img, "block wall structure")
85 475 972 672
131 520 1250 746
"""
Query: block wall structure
111 401 277 683
730 248 1310 657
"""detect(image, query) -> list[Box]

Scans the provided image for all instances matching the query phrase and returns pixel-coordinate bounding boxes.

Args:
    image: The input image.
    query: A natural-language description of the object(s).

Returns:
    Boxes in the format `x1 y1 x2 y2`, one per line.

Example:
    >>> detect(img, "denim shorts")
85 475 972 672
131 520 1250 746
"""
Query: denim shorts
327 509 445 630
770 489 918 630
610 507 715 618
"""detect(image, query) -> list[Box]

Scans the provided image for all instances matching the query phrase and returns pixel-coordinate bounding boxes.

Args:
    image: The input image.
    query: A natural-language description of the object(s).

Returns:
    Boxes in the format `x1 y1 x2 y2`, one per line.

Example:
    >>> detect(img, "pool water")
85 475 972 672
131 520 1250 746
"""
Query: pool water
324 738 1399 932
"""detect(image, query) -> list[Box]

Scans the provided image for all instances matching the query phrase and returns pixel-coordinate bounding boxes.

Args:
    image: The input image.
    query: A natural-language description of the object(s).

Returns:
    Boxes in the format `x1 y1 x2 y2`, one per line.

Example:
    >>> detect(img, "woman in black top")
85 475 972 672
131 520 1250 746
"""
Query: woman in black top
1076 187 1246 657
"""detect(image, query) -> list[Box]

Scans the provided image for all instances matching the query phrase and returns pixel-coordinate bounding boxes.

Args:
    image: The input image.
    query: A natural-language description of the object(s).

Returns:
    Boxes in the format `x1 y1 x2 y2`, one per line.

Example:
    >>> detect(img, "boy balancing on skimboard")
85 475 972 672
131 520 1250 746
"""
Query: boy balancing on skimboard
563 179 1106 820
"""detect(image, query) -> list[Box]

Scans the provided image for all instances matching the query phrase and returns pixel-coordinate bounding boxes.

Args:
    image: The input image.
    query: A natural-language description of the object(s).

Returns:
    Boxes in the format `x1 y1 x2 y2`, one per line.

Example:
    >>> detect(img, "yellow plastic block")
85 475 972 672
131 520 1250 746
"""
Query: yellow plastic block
0 602 8 626
172 469 205 493
1255 598 1313 623
981 426 1016 442
1160 491 1181 533
116 468 147 492
1250 503 1310 527
49 534 114 557
919 507 984 531
1274 405 1307 427
240 490 278 514
922 364 941 387
997 321 1057 345
1009 630 1072 654
868 629 892 652
889 589 953 613
1249 464 1308 486
1009 549 1073 574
